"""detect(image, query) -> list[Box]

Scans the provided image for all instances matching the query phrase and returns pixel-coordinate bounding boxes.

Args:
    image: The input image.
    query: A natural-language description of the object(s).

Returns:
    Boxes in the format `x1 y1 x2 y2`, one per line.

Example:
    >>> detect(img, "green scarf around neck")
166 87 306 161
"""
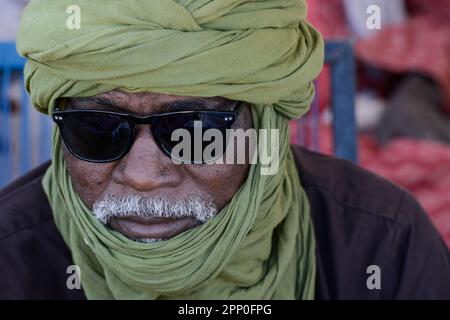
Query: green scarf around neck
17 0 324 299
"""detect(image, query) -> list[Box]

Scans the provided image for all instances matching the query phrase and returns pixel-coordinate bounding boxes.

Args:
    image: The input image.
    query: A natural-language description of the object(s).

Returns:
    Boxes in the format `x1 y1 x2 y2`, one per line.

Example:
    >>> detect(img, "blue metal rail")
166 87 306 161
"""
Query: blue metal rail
295 41 358 163
0 42 52 187
325 41 358 163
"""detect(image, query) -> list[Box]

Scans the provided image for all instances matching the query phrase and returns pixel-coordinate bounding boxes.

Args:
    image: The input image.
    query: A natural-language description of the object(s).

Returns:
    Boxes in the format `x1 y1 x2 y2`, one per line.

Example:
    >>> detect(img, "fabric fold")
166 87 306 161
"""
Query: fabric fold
18 0 323 299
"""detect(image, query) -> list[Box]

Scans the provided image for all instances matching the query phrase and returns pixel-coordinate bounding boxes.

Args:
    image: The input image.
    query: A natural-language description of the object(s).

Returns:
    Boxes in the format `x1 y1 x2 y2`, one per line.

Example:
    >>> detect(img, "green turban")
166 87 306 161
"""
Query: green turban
17 0 324 299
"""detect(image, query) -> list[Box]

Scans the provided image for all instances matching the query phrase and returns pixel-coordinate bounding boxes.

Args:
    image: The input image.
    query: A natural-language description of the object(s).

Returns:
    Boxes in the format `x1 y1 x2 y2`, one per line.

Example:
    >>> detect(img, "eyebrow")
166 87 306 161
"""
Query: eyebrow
68 96 235 113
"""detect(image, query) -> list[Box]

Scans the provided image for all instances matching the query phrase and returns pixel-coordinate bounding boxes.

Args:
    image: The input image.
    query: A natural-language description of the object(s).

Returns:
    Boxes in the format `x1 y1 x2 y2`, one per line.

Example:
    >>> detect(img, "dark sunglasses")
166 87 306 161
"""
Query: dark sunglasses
52 101 244 164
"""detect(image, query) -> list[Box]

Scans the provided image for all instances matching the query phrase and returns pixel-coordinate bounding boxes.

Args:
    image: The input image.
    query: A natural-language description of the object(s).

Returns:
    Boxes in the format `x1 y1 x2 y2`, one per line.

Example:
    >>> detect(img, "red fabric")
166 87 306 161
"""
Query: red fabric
355 11 450 113
304 1 450 246
308 0 349 112
308 122 450 248
308 0 450 114
406 0 450 16
363 138 450 249
308 0 350 39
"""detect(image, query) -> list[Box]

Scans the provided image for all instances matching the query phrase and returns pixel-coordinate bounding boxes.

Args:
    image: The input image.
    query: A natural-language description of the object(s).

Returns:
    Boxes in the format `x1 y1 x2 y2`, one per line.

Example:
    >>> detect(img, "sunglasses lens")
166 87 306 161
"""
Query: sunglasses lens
59 112 132 162
154 113 229 163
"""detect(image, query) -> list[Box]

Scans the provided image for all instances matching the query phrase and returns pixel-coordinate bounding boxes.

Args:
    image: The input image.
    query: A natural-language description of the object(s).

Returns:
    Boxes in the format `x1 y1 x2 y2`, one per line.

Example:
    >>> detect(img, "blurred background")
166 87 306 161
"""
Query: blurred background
0 0 449 247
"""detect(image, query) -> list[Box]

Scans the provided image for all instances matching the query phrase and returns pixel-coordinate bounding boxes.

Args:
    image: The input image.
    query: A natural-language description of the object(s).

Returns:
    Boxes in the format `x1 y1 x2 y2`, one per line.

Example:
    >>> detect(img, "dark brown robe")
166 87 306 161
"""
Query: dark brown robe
1 146 449 299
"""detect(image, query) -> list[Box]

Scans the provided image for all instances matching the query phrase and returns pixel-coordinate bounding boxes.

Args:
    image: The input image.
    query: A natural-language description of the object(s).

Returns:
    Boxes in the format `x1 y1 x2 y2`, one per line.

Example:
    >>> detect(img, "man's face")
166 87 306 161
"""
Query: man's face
62 90 252 241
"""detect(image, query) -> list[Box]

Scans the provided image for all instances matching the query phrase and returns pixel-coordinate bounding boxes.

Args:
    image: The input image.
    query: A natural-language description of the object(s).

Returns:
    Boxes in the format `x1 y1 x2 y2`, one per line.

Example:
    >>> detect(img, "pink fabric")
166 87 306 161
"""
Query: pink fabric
304 1 450 247
308 0 350 39
355 12 450 113
363 138 450 248
307 122 450 248
307 0 348 112
308 0 450 114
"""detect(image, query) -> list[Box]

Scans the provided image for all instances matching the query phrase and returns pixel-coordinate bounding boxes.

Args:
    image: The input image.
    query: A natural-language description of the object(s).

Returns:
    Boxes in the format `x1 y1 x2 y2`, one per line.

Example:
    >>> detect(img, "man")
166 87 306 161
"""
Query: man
1 0 449 300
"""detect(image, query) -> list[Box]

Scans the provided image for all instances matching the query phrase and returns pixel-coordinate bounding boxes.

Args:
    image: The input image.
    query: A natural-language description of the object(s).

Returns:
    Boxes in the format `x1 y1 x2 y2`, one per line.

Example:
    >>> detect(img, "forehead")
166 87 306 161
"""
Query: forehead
64 89 235 114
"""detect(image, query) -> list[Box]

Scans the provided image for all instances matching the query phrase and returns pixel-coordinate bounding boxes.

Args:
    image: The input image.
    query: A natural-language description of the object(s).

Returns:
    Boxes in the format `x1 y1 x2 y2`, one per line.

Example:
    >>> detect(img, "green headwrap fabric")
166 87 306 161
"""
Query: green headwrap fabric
17 0 324 299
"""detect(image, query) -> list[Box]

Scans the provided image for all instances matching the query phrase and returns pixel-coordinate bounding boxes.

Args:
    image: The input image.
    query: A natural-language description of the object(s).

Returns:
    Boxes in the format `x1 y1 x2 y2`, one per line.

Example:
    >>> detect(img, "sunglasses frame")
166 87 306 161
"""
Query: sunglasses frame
52 101 245 164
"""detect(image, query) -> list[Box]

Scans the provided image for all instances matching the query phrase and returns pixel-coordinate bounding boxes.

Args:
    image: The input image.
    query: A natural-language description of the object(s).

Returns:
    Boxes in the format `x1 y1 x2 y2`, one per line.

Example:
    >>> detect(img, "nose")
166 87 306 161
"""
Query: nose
112 126 182 192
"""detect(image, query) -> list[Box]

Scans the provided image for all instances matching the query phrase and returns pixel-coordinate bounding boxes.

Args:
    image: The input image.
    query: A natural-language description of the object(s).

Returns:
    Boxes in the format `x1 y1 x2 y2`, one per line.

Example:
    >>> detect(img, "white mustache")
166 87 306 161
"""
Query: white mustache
92 194 217 225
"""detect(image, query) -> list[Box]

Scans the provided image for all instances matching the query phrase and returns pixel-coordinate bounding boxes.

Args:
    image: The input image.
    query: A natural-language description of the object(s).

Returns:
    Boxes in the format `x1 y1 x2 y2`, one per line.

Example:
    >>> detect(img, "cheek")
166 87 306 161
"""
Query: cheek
63 147 114 209
186 105 252 210
185 163 250 211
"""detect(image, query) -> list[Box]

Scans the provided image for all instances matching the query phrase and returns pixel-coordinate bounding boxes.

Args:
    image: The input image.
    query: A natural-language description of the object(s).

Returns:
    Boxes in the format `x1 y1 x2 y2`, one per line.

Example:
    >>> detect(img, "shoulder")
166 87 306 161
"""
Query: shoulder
291 145 450 299
292 145 405 222
0 162 83 299
0 161 53 239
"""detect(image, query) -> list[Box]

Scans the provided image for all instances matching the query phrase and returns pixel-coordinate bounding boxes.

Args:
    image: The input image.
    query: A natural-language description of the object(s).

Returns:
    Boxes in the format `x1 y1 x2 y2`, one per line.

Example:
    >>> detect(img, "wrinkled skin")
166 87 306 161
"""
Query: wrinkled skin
61 89 252 240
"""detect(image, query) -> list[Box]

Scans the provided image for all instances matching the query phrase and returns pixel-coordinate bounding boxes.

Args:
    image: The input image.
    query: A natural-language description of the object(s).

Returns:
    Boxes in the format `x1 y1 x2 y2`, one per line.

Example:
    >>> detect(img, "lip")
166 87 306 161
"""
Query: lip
108 215 201 240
